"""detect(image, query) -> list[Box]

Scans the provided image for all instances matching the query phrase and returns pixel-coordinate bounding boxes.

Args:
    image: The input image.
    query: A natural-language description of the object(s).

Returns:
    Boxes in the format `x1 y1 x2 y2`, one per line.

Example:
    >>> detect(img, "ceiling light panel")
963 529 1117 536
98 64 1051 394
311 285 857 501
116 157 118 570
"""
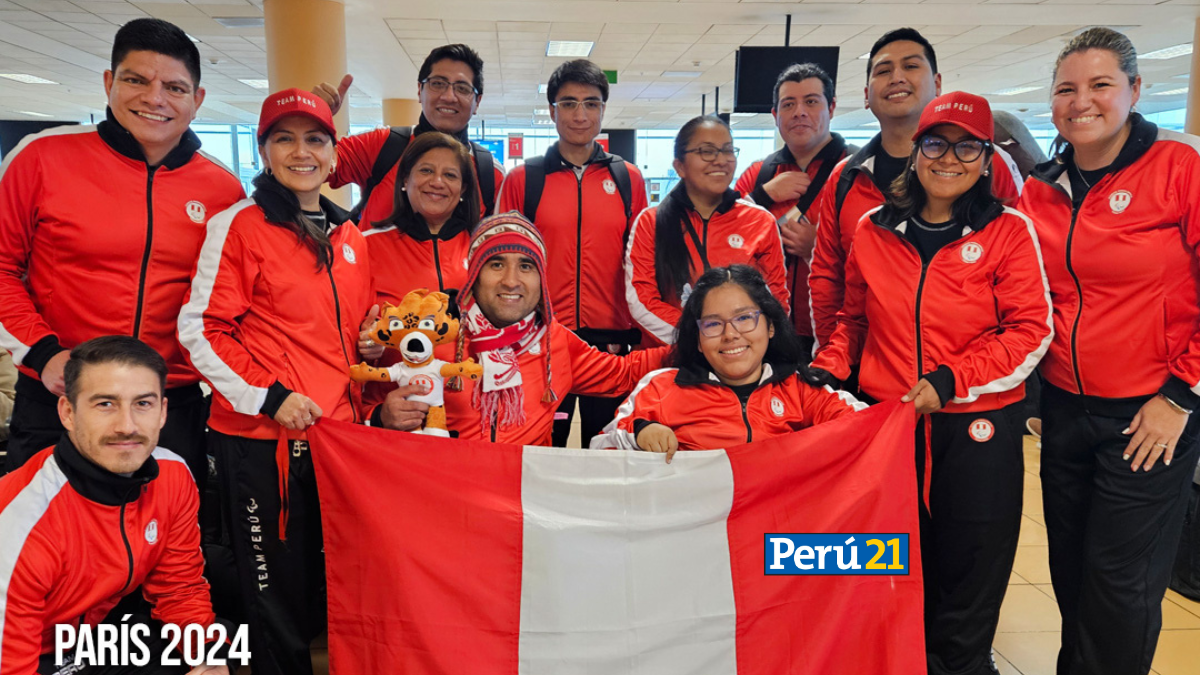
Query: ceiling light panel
546 41 594 57
0 73 58 84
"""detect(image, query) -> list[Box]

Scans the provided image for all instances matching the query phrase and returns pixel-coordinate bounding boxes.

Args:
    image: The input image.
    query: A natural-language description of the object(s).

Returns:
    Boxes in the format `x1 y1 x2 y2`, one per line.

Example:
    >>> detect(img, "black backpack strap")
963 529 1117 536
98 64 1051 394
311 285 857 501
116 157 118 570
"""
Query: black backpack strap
471 142 496 215
349 126 411 223
752 148 789 195
794 134 847 217
522 155 546 221
606 155 633 221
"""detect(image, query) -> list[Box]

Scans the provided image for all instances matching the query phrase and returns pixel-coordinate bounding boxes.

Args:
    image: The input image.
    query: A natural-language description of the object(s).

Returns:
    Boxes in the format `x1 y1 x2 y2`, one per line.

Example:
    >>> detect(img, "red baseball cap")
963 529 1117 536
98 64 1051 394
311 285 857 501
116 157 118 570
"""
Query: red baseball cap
257 88 337 143
913 91 994 143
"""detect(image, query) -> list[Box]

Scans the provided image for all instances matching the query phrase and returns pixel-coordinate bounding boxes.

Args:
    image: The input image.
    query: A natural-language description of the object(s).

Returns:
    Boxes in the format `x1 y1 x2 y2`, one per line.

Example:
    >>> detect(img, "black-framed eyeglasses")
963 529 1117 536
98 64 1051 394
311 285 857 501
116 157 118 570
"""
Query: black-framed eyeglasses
697 310 762 338
684 145 740 162
552 99 605 113
919 135 989 163
421 77 477 99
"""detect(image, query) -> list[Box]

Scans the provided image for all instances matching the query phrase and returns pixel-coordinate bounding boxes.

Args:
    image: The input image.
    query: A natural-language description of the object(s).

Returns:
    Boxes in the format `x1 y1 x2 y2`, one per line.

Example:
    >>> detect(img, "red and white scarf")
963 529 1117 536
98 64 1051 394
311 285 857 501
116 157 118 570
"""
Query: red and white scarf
463 303 546 435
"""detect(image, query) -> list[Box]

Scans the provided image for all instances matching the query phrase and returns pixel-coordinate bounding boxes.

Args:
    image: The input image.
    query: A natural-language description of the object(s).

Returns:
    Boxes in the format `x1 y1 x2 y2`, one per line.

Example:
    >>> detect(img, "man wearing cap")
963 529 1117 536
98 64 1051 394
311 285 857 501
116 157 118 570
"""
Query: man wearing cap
735 62 852 356
379 213 667 445
0 18 244 488
314 44 505 225
808 27 1022 357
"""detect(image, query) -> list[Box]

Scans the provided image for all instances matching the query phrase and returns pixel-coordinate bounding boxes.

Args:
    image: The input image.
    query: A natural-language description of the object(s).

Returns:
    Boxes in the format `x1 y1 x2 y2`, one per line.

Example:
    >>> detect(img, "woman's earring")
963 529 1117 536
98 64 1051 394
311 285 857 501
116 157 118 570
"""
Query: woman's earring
982 167 990 176
265 167 273 176
330 162 337 174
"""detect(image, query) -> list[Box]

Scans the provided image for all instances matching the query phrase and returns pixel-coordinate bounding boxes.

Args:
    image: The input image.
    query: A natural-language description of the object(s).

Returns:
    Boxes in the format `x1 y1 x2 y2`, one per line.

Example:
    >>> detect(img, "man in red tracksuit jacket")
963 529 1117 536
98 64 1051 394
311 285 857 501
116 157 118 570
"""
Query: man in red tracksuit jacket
0 337 233 675
735 62 851 354
808 27 1022 353
497 59 649 447
315 44 505 226
0 19 244 486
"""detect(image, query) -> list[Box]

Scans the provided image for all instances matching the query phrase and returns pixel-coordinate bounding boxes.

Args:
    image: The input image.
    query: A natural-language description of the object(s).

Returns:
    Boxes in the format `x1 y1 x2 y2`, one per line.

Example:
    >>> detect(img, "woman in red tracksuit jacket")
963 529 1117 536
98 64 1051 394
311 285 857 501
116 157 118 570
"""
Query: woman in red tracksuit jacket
1015 28 1200 675
810 92 1052 675
625 115 789 346
177 89 376 675
360 131 480 431
592 264 863 459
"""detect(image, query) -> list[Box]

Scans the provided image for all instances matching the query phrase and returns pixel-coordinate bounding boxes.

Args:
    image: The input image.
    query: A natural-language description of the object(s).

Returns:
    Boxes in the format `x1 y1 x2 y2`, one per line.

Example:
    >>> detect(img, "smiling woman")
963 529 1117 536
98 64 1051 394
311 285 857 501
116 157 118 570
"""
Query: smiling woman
625 115 791 346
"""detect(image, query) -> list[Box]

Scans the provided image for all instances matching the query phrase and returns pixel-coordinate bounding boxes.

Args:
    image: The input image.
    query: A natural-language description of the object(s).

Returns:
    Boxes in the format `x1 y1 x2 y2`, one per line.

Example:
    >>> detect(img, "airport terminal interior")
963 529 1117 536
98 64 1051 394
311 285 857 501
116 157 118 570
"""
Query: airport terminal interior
0 1 1198 673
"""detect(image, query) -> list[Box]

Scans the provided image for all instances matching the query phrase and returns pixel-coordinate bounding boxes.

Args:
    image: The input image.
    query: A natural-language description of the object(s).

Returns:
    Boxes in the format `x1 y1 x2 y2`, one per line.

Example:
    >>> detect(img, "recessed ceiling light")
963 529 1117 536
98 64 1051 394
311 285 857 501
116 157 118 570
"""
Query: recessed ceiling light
662 71 703 78
185 33 200 43
990 85 1044 96
1034 111 1053 117
532 118 555 125
1151 86 1189 96
239 79 270 89
857 52 870 60
546 41 594 57
214 17 265 28
1140 44 1193 60
538 84 548 93
16 110 51 117
534 108 550 115
0 73 58 85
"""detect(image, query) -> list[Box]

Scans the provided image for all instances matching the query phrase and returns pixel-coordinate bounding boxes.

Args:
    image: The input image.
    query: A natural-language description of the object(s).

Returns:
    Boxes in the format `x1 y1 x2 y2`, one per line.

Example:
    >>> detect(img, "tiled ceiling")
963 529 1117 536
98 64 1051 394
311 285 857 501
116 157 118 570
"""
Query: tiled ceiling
0 0 1194 132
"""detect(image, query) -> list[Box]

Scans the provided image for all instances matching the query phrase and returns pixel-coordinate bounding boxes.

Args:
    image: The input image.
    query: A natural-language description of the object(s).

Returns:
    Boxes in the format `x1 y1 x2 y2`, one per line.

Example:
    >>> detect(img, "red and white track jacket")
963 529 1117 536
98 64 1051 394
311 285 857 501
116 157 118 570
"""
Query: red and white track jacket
809 135 1022 349
498 143 648 336
811 205 1052 414
625 189 790 345
361 215 471 419
735 137 850 339
444 321 668 445
178 198 374 440
592 363 865 451
0 113 243 387
0 439 225 674
328 120 504 228
1015 116 1200 403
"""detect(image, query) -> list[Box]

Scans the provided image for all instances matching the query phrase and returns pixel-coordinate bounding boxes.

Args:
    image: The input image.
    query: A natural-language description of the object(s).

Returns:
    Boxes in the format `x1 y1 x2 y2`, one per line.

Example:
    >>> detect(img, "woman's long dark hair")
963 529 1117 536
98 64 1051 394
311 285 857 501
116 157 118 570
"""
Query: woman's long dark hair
375 131 480 235
671 264 805 382
878 131 1002 225
251 170 333 271
654 115 732 302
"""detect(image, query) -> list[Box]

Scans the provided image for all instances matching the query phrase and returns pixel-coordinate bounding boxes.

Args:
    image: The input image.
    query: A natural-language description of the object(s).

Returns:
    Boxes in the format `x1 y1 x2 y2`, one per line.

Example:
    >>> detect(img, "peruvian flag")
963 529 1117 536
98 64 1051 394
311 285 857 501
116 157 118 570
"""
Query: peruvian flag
309 398 922 674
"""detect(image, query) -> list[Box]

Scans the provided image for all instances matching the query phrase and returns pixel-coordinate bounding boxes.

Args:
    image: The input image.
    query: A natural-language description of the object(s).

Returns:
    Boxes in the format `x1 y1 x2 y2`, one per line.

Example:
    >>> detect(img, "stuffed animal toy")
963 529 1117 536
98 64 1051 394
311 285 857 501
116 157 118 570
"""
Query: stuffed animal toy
350 288 482 437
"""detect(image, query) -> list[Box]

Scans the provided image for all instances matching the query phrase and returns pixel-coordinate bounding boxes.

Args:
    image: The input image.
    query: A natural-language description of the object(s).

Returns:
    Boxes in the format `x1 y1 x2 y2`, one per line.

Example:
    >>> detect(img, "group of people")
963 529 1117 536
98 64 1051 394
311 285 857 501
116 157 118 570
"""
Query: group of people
0 15 1196 675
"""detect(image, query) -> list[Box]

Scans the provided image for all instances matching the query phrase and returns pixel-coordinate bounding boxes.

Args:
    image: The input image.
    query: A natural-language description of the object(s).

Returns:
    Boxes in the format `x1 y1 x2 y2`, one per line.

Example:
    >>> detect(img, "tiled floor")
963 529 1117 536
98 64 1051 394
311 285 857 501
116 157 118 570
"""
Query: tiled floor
994 436 1200 675
304 431 1200 674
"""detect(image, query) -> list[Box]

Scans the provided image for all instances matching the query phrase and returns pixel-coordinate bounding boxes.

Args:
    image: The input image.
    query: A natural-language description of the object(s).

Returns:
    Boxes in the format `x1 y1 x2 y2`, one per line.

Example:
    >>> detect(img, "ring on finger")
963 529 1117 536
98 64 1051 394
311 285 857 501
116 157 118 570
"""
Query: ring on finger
1154 442 1168 449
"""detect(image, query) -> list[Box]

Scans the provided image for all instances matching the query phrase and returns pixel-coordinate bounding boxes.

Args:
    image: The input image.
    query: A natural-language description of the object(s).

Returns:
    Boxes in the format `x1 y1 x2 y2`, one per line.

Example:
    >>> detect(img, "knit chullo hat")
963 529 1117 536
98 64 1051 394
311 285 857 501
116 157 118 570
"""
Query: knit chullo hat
451 211 557 402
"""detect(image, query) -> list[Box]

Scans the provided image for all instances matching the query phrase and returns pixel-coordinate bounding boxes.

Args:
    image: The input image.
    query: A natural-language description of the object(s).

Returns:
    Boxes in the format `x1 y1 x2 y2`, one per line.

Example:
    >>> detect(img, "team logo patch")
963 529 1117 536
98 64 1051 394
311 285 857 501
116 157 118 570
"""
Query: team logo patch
602 178 617 195
342 244 357 264
410 374 435 396
728 234 745 249
1109 190 1132 214
960 242 984 264
185 200 206 224
968 419 994 443
771 397 785 418
145 519 159 545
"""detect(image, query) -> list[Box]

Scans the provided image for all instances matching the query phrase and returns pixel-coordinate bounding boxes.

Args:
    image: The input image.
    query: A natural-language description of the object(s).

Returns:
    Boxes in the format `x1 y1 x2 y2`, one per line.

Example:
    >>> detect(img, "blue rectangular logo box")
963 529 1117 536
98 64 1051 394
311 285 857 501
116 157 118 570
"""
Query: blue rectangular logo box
764 533 911 575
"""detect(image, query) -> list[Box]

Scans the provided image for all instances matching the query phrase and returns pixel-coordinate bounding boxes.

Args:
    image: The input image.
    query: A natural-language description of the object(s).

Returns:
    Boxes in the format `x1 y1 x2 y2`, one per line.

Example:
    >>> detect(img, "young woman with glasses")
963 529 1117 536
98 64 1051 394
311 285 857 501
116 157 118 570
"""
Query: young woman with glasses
625 115 790 346
810 92 1052 675
592 264 863 458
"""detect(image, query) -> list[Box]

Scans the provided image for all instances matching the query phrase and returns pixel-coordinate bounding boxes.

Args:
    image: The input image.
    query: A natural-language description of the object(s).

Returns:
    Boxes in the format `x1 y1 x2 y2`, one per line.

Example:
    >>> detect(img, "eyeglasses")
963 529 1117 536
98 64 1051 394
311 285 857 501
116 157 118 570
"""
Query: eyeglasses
697 310 762 338
421 77 477 99
683 145 740 162
919 135 989 163
552 99 605 113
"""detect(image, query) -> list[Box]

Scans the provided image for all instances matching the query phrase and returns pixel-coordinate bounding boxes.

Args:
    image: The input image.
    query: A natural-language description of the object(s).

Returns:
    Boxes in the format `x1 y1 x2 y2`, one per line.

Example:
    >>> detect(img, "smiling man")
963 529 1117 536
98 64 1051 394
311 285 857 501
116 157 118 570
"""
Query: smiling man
0 337 233 675
0 18 244 486
429 213 667 445
808 27 1023 356
497 59 648 447
736 63 851 355
316 44 505 226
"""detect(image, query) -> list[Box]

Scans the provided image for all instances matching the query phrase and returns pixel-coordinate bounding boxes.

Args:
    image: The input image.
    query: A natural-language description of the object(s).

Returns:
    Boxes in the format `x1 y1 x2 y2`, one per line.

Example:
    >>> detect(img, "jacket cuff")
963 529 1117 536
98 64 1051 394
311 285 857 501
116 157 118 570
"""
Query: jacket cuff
205 617 241 666
633 418 654 437
1159 376 1199 413
260 381 293 419
923 365 957 407
749 185 775 210
25 335 66 375
369 403 385 428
